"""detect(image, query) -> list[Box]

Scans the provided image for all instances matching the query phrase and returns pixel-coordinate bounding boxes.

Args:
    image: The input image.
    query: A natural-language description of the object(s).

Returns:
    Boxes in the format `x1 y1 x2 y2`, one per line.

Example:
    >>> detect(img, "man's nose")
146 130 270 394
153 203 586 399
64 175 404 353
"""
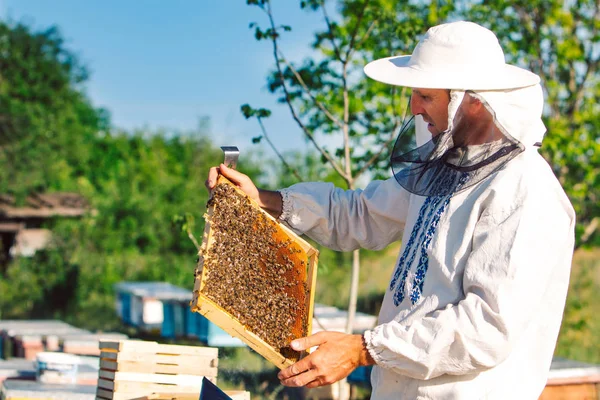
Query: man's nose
410 95 424 116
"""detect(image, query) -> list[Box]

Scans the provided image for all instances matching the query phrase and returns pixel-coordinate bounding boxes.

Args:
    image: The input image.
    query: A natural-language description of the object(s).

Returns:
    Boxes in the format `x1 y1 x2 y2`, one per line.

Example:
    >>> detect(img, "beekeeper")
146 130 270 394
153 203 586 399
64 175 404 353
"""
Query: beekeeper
206 21 576 399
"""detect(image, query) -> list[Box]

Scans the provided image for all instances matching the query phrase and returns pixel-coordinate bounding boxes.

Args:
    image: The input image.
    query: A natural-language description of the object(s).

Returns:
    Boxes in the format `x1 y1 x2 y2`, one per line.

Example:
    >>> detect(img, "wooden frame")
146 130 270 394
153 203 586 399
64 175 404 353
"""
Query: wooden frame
191 176 319 369
96 340 219 400
130 392 250 400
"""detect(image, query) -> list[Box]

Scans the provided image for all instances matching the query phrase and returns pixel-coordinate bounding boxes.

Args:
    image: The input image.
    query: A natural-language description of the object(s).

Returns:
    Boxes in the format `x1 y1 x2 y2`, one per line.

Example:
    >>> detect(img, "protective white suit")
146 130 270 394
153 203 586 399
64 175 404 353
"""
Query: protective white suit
278 83 575 398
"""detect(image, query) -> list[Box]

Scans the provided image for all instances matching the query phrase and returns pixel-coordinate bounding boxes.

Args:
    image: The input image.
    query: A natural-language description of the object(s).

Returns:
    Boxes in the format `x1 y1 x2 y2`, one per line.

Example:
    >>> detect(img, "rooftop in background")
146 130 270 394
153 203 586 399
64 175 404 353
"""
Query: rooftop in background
0 193 89 219
114 282 192 303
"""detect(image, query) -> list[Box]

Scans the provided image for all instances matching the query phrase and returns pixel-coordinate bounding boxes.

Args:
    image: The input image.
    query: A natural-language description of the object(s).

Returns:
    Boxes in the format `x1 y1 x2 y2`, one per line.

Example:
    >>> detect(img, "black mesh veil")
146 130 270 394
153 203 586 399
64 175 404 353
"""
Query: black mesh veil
391 92 524 197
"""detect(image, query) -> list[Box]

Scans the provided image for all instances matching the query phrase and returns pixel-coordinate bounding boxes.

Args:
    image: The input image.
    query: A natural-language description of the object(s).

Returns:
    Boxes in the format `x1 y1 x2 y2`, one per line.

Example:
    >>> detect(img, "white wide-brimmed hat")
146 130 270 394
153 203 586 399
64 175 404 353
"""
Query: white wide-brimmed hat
364 21 540 90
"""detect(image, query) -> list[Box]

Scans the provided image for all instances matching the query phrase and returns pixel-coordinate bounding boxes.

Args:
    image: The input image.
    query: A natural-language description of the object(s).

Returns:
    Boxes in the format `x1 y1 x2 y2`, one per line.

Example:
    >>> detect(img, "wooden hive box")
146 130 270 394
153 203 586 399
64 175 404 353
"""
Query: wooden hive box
191 175 319 369
96 340 218 400
130 392 250 400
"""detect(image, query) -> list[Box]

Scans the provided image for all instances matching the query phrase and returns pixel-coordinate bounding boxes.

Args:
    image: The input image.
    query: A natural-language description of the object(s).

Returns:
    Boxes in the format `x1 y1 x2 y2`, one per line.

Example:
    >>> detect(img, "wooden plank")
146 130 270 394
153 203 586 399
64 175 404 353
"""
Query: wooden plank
128 396 200 400
191 175 318 370
227 392 251 400
100 360 217 377
98 370 205 386
96 387 117 399
99 341 218 357
97 378 116 390
538 382 598 399
129 392 250 400
196 205 215 295
546 374 600 386
99 351 217 368
305 247 318 338
97 378 202 394
97 388 164 400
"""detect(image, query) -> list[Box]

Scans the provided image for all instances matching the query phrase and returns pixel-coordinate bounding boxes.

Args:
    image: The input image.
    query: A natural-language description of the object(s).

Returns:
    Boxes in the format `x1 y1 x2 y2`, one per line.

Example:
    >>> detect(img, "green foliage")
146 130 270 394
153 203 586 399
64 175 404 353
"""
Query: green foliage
0 126 233 328
246 0 598 245
0 247 79 319
244 0 456 188
0 21 265 329
555 249 600 363
0 21 109 199
241 104 272 119
464 0 600 246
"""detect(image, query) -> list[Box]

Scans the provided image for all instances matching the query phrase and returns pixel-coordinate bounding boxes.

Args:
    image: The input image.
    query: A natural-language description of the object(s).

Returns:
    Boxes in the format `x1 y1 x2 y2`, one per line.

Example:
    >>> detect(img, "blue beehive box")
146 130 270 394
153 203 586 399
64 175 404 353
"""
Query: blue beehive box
115 282 187 331
116 281 244 347
347 365 373 388
163 300 244 347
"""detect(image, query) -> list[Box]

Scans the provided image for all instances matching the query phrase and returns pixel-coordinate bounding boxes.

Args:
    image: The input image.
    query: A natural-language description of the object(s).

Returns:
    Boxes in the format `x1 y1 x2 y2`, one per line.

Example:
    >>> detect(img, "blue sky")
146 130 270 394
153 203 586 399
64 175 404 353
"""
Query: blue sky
0 1 328 155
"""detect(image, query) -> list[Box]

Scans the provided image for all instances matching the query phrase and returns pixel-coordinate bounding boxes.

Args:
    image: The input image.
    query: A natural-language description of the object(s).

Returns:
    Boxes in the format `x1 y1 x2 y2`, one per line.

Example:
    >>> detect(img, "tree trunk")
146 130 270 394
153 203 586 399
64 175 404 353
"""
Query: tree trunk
345 248 360 335
337 248 361 400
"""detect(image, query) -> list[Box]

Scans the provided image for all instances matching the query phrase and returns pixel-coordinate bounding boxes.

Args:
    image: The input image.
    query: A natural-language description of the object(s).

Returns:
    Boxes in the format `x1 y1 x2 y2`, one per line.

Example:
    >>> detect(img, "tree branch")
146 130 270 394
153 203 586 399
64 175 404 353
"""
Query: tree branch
344 0 370 61
187 228 201 252
356 87 408 178
571 2 600 115
573 56 598 115
352 18 378 59
256 117 304 182
263 1 347 180
580 216 599 244
342 60 352 188
277 49 344 130
320 0 344 62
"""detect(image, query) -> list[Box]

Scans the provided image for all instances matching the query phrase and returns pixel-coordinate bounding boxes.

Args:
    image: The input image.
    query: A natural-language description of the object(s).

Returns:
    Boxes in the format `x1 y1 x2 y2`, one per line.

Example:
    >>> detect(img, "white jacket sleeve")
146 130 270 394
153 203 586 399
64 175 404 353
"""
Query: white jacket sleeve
363 175 575 380
279 178 410 251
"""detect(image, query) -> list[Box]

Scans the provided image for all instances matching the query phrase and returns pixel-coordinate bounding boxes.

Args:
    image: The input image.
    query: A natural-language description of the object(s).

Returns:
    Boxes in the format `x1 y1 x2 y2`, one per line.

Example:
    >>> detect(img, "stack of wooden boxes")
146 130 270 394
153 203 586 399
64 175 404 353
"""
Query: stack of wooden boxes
96 340 218 400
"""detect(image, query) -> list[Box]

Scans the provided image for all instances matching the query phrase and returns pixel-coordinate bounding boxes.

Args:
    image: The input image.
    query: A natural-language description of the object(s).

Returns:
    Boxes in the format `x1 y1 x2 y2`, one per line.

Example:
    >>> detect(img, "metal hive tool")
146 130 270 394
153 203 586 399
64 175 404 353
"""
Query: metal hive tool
220 146 239 170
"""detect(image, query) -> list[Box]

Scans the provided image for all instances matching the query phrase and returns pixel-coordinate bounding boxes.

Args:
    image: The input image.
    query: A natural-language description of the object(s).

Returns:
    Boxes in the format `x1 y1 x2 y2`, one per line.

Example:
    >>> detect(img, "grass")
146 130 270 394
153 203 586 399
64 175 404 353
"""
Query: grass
555 248 600 363
217 247 600 398
312 243 400 313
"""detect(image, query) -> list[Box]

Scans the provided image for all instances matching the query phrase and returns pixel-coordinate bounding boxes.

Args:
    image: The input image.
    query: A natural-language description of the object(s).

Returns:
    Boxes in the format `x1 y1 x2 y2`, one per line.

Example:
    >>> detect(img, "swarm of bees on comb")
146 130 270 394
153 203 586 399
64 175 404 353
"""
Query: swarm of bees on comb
192 176 318 367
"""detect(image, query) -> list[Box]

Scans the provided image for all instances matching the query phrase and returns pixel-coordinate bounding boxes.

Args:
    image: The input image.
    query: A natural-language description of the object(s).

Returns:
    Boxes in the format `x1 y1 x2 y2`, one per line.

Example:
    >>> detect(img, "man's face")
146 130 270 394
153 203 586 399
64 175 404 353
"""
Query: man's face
410 88 451 136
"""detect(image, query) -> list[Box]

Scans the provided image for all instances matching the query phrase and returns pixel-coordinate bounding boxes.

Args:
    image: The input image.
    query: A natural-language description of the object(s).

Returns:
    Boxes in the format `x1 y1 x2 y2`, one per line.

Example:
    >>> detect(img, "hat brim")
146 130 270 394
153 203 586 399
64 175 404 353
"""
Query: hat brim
364 56 540 90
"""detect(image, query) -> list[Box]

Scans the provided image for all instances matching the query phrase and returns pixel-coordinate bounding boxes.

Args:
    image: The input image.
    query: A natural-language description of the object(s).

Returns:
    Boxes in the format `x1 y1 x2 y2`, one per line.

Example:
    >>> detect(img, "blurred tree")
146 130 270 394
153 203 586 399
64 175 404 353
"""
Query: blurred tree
0 21 265 329
465 0 600 247
0 21 109 199
245 1 599 249
50 130 231 330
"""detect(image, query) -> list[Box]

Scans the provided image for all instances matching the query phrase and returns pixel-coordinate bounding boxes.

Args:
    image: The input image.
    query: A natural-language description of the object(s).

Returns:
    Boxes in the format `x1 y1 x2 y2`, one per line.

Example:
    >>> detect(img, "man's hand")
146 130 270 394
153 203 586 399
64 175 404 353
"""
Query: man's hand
205 163 260 202
278 331 375 388
205 163 283 217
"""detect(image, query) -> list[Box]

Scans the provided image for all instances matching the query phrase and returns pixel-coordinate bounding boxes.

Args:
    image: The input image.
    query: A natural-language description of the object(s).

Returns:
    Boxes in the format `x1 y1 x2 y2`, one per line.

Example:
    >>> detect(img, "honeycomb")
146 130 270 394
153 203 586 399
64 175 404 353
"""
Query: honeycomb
192 176 318 366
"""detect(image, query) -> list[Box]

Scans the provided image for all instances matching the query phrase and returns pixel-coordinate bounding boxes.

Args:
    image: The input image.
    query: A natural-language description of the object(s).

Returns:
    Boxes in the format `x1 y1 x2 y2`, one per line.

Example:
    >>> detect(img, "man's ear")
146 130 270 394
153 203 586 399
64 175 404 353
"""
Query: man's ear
468 95 482 106
464 96 484 117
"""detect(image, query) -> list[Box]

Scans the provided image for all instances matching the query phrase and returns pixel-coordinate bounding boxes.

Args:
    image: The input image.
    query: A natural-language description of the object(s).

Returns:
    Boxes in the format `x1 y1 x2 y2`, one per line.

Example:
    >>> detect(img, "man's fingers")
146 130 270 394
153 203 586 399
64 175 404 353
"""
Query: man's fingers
278 357 313 381
219 164 247 186
279 367 320 388
205 167 220 190
205 164 246 190
290 331 329 352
